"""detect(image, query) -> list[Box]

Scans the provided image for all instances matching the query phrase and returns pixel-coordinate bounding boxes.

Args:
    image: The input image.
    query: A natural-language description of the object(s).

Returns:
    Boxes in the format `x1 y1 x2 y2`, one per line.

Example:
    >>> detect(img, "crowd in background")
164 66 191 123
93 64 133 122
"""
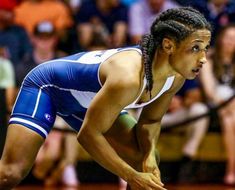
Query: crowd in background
1 0 235 187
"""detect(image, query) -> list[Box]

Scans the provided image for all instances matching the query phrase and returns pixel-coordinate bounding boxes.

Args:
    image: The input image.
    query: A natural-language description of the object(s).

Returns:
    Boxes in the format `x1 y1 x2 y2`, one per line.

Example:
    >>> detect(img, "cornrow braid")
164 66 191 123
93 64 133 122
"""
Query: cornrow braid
140 7 211 97
141 34 155 98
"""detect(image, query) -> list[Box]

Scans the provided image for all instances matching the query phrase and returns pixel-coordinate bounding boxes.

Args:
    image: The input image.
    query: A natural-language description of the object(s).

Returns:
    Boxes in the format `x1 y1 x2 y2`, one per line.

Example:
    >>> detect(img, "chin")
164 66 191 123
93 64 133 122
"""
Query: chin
185 74 196 80
176 70 196 80
188 76 196 80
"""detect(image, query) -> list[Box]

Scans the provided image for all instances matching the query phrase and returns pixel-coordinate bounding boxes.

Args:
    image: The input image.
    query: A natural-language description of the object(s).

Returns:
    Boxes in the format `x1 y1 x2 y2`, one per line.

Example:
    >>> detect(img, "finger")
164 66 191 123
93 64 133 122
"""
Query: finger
149 180 167 190
151 175 164 186
152 169 159 177
152 169 164 186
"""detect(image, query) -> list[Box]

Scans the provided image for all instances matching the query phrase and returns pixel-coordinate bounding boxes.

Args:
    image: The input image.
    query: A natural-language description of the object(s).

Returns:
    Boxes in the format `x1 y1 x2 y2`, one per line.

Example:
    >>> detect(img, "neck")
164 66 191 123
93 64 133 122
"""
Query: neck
152 50 177 80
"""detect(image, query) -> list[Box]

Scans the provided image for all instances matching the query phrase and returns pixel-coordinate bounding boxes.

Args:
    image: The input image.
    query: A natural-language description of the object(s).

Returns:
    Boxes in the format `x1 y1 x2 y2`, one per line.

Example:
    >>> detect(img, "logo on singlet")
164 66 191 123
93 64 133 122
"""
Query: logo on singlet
44 113 53 123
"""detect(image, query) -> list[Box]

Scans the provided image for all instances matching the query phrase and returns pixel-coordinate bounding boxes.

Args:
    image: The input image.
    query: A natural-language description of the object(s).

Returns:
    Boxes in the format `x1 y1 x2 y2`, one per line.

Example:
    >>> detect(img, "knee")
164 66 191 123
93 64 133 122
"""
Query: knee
0 161 28 189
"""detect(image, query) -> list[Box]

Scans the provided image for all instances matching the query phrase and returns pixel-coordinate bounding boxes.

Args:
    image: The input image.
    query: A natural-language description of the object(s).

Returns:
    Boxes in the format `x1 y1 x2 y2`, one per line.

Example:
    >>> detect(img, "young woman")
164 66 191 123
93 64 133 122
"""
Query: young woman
200 24 235 185
0 7 211 190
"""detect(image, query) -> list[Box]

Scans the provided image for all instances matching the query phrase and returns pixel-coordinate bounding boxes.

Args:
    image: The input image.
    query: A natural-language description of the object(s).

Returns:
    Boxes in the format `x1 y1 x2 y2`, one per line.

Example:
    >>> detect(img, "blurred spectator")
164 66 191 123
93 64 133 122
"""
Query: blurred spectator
14 0 73 40
191 0 235 44
0 49 16 157
15 20 65 87
86 29 110 51
0 8 32 68
161 79 209 182
200 24 235 185
66 0 82 14
75 0 128 49
0 0 20 11
128 0 179 44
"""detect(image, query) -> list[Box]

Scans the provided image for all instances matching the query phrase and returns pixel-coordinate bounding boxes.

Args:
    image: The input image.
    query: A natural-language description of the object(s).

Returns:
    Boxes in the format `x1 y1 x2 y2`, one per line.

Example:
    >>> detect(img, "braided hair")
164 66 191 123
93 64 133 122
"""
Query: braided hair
140 7 212 97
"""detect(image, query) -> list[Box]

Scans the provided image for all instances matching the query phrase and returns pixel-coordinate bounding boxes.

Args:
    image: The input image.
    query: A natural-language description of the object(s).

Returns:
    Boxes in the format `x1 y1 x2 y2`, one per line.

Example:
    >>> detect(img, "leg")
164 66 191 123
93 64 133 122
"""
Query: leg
0 86 56 189
0 124 44 189
105 113 143 170
33 130 63 183
220 109 235 185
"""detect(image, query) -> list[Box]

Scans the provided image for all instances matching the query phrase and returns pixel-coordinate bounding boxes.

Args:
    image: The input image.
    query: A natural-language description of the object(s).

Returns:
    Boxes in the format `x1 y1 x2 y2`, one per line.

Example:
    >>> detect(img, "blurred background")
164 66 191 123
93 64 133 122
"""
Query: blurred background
1 0 235 189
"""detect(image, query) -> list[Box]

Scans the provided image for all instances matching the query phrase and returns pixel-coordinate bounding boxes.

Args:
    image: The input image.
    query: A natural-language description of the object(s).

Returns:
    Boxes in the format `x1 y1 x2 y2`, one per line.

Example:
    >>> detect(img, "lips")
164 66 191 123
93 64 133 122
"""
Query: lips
192 64 203 73
192 68 200 73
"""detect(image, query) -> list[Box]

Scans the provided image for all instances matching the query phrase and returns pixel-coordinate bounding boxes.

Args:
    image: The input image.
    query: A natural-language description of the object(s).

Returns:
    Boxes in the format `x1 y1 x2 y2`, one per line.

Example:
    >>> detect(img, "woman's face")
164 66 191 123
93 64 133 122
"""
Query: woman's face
219 27 235 54
169 29 211 79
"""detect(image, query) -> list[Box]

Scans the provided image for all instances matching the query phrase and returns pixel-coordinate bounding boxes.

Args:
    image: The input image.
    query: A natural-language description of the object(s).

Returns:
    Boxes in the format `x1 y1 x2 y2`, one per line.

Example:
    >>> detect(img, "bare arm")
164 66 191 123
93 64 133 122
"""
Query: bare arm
78 78 139 180
199 60 220 104
136 79 185 176
77 61 166 189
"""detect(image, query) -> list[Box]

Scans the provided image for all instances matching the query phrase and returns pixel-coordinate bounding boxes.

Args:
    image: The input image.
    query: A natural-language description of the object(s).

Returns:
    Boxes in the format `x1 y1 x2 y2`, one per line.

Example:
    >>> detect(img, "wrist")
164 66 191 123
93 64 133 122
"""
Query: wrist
123 168 139 183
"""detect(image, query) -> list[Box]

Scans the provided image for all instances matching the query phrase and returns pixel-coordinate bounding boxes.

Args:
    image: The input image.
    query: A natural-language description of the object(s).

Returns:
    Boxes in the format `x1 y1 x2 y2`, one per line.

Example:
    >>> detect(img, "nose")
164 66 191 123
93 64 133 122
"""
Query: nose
199 51 207 65
199 58 206 65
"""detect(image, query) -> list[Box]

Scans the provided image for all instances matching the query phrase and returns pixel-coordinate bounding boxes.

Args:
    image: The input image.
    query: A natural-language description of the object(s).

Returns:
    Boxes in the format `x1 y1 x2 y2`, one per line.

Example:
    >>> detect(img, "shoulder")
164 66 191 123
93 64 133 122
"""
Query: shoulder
104 49 142 80
101 50 143 97
111 49 142 65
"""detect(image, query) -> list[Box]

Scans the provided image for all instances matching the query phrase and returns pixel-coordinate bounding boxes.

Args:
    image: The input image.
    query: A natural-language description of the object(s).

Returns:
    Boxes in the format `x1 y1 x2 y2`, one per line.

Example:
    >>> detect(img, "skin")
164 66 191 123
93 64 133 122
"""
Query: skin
0 29 211 190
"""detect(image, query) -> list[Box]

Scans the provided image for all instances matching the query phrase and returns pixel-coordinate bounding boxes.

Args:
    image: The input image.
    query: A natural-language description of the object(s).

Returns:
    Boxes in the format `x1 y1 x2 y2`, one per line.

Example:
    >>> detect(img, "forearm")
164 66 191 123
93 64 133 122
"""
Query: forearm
77 129 137 182
136 122 161 169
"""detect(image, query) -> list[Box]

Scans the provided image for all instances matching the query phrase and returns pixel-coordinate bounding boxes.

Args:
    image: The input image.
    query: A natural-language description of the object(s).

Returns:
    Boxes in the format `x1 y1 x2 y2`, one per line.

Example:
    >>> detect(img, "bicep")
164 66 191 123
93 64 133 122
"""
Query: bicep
81 79 138 134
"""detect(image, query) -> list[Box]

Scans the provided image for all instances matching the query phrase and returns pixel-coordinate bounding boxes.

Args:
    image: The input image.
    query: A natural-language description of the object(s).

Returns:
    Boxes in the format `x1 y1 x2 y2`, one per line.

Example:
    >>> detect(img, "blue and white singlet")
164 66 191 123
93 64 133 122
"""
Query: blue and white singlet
9 46 175 138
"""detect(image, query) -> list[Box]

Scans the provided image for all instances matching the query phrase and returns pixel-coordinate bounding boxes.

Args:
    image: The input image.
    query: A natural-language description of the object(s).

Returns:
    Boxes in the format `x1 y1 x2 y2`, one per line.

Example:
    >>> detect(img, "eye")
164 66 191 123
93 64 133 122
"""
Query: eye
192 45 200 52
205 45 210 52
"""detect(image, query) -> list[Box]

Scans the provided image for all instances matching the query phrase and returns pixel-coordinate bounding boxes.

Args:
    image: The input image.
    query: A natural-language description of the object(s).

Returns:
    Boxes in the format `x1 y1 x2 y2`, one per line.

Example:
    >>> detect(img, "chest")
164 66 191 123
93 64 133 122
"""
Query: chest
137 76 175 105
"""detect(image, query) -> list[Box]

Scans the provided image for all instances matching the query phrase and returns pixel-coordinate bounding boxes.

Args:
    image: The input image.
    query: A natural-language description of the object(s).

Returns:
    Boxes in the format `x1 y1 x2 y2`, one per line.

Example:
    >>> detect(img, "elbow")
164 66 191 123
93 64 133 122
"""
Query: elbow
77 127 101 148
77 128 90 147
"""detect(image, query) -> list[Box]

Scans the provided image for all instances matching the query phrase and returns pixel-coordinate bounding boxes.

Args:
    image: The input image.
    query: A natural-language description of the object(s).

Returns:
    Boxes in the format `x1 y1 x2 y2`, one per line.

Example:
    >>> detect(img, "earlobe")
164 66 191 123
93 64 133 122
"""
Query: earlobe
162 38 175 54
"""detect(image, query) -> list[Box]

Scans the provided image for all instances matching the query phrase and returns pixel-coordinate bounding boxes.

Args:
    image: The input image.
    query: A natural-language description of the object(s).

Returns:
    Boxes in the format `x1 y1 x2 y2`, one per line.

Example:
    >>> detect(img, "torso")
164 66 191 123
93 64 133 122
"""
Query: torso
22 46 176 116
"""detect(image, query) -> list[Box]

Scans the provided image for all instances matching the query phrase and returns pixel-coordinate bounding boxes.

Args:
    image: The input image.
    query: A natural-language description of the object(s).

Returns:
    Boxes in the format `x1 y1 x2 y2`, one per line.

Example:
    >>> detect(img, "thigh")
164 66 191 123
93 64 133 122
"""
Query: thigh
1 124 45 175
1 85 56 176
10 86 57 138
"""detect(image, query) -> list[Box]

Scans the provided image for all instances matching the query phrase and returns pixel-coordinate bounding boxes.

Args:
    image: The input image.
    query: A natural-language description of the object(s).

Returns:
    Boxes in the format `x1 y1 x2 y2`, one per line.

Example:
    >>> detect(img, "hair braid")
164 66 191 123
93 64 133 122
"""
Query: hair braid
140 7 211 97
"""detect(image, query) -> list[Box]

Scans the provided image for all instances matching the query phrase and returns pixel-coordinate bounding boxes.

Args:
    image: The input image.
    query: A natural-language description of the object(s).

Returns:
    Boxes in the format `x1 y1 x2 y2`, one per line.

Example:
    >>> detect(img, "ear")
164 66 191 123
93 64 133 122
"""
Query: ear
162 38 175 54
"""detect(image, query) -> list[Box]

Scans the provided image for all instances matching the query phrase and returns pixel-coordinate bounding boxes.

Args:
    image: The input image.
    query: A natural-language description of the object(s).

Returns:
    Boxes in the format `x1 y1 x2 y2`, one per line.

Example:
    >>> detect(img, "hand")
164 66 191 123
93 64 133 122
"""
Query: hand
128 171 167 190
143 156 164 187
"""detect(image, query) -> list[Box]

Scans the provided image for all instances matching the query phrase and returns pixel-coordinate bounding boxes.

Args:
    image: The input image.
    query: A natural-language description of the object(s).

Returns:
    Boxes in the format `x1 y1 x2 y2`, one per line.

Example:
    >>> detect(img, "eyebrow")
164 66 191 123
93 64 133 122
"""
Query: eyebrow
192 39 204 43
